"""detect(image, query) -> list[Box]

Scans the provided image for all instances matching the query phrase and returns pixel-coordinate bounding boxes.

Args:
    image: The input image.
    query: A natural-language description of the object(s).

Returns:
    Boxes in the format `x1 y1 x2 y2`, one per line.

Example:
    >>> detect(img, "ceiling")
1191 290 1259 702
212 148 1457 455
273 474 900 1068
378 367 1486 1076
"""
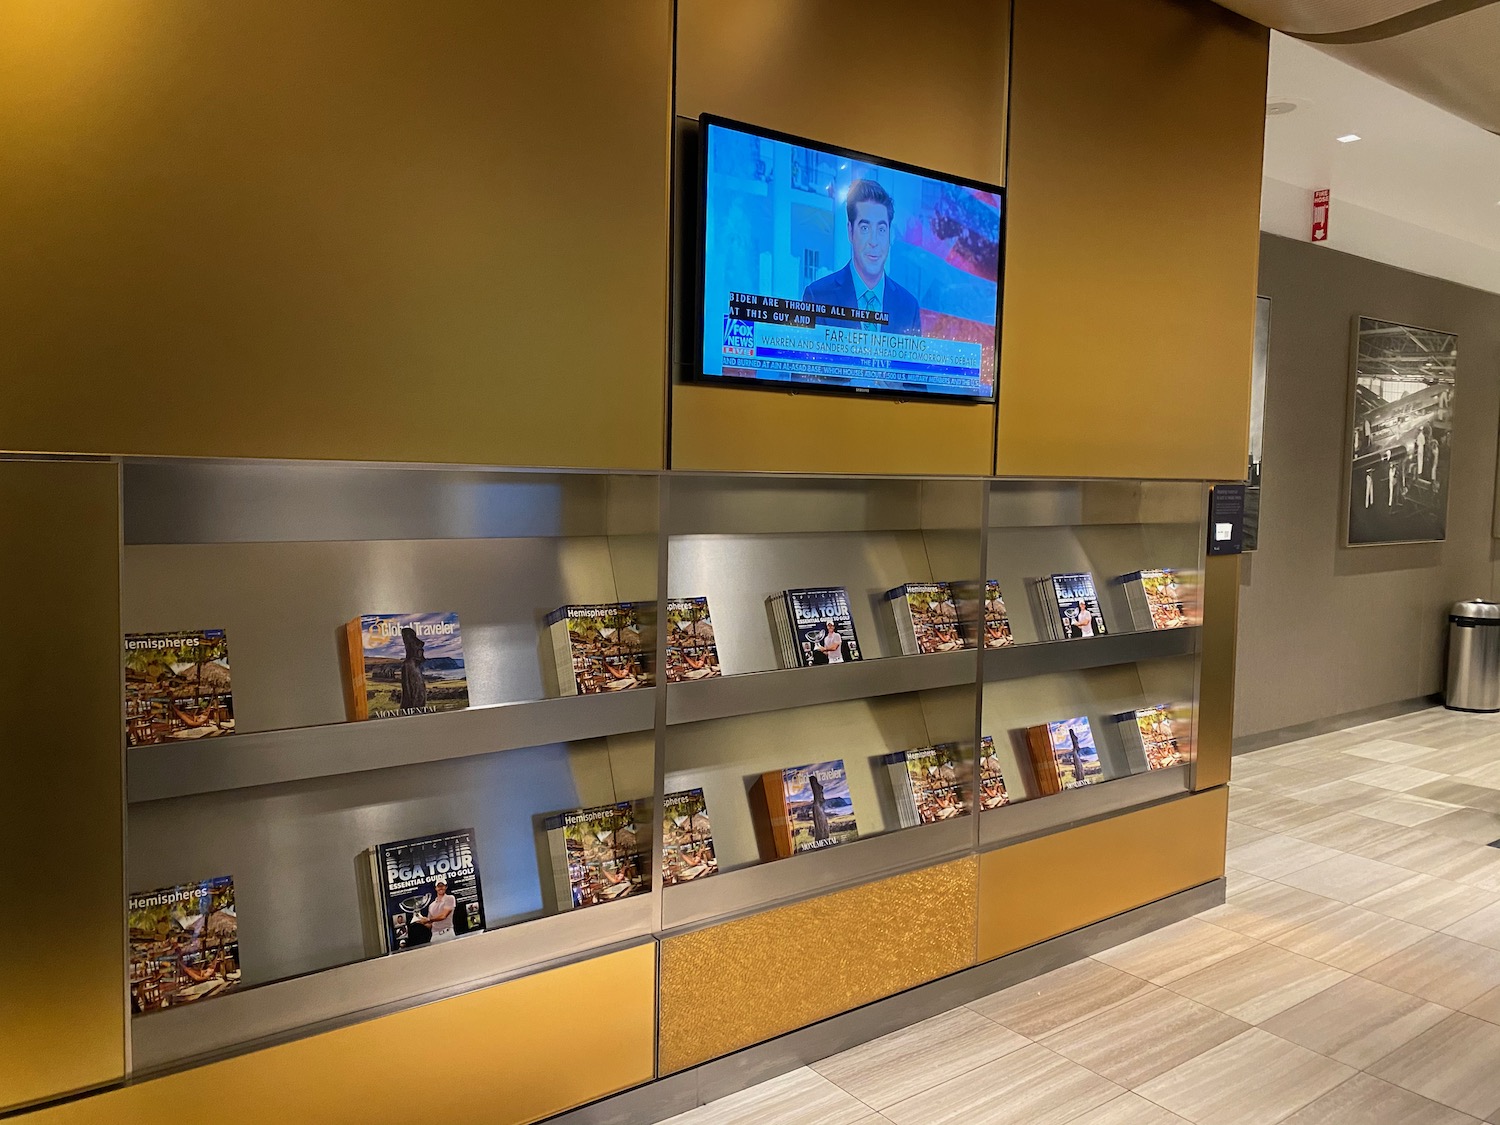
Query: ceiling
1215 0 1500 133
1260 34 1500 291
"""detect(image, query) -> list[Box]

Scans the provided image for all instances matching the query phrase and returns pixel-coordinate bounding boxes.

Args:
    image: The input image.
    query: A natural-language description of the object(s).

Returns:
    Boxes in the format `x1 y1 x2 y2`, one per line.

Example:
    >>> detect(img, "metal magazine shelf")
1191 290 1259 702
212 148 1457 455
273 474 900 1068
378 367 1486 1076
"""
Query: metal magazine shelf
119 459 1209 1073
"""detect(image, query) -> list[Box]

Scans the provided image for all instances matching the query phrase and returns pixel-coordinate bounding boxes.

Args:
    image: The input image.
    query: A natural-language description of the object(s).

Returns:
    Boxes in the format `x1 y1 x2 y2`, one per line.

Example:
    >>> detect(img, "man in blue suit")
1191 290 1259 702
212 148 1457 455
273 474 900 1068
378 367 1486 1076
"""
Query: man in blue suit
802 179 922 335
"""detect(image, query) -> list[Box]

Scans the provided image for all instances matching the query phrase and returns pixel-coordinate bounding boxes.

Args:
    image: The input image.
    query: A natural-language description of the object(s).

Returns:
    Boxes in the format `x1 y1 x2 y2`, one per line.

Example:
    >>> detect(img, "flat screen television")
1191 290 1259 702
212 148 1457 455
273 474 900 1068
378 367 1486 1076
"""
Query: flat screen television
694 115 1004 403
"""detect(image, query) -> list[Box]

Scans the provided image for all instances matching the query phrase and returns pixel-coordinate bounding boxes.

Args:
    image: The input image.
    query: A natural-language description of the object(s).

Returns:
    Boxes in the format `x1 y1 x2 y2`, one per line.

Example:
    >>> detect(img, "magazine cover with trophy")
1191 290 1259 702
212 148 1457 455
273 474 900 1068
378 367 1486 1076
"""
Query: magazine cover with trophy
372 828 486 953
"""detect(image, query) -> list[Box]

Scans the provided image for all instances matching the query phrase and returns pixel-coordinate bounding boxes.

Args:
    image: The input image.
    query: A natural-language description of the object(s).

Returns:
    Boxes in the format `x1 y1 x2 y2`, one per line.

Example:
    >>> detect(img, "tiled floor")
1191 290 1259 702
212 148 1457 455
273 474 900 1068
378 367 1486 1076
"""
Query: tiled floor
656 706 1500 1125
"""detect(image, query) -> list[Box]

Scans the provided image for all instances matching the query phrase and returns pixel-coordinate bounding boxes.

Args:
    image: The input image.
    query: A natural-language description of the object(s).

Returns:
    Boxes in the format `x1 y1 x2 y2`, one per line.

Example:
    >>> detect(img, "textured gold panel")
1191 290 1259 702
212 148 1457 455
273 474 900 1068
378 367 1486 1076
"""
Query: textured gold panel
676 0 1009 185
978 791 1228 962
671 0 1006 476
997 0 1268 480
1195 553 1241 791
658 857 978 1074
0 461 124 1113
20 944 656 1125
671 384 994 474
0 1 670 468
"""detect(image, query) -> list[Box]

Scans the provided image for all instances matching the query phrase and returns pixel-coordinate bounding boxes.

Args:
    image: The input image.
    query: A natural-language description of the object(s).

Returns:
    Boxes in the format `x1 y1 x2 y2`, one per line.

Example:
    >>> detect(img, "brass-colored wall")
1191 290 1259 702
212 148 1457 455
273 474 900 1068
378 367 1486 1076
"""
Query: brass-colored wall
997 0 1268 480
658 857 978 1074
19 944 657 1125
977 790 1228 963
0 462 123 1113
670 0 1009 475
0 2 670 469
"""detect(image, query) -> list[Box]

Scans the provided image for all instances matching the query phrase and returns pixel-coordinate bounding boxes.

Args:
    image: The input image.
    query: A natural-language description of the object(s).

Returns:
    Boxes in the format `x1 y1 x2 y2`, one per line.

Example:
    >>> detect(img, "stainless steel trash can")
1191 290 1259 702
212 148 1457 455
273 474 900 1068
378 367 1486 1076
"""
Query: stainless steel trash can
1447 600 1500 712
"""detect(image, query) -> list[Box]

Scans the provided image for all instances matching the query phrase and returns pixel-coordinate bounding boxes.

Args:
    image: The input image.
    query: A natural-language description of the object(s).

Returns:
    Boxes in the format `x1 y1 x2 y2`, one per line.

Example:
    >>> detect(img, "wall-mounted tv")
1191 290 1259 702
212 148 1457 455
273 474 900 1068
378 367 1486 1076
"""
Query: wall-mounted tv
695 115 1003 403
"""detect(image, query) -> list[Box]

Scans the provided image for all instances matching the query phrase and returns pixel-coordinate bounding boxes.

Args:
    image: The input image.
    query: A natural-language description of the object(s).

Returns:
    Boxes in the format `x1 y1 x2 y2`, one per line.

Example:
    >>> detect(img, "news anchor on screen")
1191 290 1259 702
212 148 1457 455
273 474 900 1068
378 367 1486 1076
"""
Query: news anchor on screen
802 179 922 335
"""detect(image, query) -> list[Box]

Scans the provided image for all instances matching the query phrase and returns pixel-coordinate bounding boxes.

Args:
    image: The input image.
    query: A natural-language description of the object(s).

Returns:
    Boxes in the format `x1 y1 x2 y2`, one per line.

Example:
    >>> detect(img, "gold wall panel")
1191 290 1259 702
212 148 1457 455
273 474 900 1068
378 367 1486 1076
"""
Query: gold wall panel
0 461 124 1113
0 1 670 468
977 791 1228 963
20 944 656 1125
658 857 978 1074
670 0 1008 476
1195 553 1240 790
997 0 1268 480
671 384 994 475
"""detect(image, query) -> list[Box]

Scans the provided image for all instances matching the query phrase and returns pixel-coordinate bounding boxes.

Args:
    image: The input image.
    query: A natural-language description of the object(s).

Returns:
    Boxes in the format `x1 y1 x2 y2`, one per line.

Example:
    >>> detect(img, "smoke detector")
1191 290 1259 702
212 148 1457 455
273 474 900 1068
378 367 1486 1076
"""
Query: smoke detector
1266 98 1301 117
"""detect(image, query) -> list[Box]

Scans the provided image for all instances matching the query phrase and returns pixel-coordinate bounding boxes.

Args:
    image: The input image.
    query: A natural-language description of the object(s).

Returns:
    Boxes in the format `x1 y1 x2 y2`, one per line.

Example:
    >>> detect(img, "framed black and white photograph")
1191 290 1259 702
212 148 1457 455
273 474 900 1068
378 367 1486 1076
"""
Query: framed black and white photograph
1244 296 1270 551
1344 316 1456 547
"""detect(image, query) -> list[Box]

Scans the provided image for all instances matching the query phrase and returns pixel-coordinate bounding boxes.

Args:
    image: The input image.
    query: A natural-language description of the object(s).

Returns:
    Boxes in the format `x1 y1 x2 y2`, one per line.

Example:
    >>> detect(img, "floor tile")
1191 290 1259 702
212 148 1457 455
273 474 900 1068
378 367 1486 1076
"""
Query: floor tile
1370 1013 1500 1119
1230 799 1340 834
1349 763 1451 792
812 1007 1027 1110
1277 852 1414 903
1452 761 1500 791
1223 869 1266 898
1443 900 1500 952
656 1067 875 1125
1357 874 1496 930
1361 933 1500 1008
1135 1028 1355 1125
1358 794 1465 827
1346 739 1458 765
1164 942 1346 1023
882 1042 1122 1125
967 958 1153 1039
1409 781 1500 815
1064 1094 1193 1125
1373 834 1500 883
1260 975 1451 1068
1039 986 1248 1088
1297 779 1396 812
1198 881 1342 941
1424 807 1500 845
1276 1073 1480 1125
1225 834 1342 880
1224 820 1270 849
1267 902 1430 972
1460 981 1500 1023
1092 919 1259 986
1289 810 1410 852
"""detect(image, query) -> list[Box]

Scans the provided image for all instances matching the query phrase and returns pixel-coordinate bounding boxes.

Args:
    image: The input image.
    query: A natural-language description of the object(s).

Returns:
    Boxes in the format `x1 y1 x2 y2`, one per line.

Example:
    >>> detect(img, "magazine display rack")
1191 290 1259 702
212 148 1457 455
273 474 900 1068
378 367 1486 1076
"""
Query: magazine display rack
121 459 1208 1074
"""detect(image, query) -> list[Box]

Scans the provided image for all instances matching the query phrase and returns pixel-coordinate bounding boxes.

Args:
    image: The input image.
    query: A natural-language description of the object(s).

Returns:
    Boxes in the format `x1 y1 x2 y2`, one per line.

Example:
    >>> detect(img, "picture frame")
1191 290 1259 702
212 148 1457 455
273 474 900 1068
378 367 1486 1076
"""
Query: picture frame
1343 315 1456 547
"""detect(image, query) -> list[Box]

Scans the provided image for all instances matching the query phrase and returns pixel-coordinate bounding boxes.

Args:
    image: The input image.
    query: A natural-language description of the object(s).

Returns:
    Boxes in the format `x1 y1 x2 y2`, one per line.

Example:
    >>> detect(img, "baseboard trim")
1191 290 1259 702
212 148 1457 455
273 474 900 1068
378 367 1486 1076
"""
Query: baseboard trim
1233 695 1441 756
543 878 1225 1125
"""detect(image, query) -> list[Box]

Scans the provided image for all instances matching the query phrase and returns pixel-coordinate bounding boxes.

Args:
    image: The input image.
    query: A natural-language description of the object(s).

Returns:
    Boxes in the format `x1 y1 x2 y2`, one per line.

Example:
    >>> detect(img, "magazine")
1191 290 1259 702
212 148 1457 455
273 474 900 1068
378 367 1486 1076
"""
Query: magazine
662 788 718 885
124 630 234 746
344 612 468 720
1120 569 1199 631
883 743 967 827
770 587 864 668
984 581 1014 649
666 597 721 682
545 603 654 695
1116 704 1191 770
978 734 1010 809
759 759 860 856
542 801 650 909
884 582 965 655
128 875 240 1013
372 828 486 953
1026 716 1103 794
1033 573 1109 640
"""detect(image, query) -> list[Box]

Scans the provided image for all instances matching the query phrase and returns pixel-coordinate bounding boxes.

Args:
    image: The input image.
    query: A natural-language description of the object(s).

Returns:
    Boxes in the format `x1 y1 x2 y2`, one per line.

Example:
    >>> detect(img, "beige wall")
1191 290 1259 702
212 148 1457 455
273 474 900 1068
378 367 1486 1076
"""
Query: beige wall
0 2 671 469
1235 234 1500 739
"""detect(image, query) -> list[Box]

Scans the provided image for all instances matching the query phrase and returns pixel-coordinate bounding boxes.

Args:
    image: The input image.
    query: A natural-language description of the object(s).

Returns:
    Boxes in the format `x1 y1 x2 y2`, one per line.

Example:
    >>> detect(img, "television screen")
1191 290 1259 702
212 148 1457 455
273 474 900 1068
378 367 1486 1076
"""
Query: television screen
696 115 1003 402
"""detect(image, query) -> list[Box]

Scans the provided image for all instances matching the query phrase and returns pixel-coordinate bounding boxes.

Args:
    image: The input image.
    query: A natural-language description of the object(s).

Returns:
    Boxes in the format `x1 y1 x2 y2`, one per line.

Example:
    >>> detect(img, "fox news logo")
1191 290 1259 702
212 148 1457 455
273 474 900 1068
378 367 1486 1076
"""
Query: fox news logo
721 316 755 357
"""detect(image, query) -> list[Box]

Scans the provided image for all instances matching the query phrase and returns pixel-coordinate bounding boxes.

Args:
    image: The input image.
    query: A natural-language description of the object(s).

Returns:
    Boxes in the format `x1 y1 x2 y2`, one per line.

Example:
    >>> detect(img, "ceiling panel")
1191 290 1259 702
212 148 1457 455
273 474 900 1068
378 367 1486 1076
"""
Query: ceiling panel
1318 5 1500 132
1214 0 1449 35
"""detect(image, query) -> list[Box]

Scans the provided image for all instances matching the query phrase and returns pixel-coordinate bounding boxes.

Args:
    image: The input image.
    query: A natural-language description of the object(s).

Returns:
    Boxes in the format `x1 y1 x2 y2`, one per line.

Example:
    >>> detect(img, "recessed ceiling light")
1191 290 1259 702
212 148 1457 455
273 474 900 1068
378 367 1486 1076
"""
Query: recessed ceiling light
1337 134 1362 143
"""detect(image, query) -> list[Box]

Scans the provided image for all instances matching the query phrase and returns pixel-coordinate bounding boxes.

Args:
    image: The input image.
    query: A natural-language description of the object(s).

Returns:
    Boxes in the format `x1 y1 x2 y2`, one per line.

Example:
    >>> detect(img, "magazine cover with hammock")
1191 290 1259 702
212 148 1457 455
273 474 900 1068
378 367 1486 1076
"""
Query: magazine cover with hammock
124 630 234 747
128 875 240 1013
